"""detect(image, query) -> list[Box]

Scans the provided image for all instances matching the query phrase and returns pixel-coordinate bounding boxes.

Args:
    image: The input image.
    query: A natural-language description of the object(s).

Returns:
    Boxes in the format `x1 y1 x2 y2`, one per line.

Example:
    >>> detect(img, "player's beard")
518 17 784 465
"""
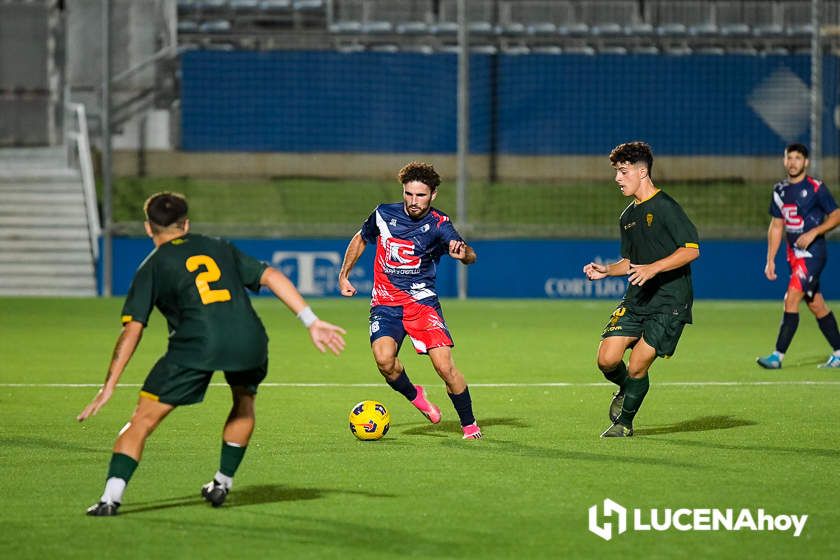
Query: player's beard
787 164 805 179
405 203 429 219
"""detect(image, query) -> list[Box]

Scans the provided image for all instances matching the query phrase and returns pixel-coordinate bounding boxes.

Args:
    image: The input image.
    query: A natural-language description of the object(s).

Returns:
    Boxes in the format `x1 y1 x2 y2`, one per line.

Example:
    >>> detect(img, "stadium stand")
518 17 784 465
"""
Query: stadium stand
173 0 840 55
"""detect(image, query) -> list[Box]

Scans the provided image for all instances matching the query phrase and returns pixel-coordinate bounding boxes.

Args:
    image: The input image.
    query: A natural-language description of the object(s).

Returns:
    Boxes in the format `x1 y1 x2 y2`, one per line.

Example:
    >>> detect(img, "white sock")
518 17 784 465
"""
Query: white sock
100 477 126 504
214 471 233 490
833 350 840 358
773 351 785 360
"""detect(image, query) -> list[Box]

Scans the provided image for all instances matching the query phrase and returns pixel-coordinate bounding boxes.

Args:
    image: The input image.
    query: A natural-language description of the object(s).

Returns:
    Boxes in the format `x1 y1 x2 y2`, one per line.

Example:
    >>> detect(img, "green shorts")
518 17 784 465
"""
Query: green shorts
601 305 687 358
141 356 268 406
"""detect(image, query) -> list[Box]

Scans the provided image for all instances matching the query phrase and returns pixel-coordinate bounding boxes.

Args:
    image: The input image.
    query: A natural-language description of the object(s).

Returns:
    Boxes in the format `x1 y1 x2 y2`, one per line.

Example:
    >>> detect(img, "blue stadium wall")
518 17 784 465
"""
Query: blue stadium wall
181 51 840 155
102 238 840 300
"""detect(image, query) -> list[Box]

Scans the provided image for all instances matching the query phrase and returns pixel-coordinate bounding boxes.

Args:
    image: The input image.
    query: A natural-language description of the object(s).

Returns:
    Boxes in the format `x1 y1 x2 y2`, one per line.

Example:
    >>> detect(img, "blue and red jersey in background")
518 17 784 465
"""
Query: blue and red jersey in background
770 175 838 260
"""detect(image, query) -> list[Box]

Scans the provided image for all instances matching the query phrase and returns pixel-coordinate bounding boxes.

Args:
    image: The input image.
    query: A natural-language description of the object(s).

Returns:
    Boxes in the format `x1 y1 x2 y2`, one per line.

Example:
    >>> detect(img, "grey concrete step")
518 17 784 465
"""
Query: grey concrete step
0 239 92 251
0 192 85 204
0 287 97 297
0 215 88 227
0 275 95 289
0 182 87 193
0 205 87 217
0 226 90 239
0 168 81 181
0 263 94 275
0 251 91 263
0 147 66 160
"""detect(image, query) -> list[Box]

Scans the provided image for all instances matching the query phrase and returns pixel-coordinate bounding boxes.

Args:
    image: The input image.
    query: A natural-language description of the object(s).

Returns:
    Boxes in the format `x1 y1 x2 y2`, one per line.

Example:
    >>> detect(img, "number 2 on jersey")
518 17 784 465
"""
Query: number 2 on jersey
186 255 231 305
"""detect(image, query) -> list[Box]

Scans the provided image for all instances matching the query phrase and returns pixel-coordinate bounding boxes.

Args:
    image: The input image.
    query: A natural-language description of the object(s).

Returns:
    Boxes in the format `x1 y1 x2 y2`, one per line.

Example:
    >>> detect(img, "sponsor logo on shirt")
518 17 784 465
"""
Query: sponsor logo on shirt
385 238 421 270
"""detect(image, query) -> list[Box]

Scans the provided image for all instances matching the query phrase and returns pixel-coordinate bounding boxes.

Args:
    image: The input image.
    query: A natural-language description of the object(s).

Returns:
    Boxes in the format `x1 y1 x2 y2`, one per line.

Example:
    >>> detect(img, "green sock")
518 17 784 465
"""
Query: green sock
220 442 248 477
603 361 628 391
617 375 650 427
107 452 139 482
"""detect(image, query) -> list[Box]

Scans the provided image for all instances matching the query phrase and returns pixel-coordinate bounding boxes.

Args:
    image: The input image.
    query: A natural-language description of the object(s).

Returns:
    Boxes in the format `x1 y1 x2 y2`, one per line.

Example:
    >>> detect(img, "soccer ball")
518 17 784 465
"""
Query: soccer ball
349 400 390 441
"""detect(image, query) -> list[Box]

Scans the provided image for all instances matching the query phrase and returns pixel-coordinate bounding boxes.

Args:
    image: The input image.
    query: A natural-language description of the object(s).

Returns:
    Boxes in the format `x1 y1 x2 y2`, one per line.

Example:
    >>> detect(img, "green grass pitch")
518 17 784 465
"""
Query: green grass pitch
1 297 839 558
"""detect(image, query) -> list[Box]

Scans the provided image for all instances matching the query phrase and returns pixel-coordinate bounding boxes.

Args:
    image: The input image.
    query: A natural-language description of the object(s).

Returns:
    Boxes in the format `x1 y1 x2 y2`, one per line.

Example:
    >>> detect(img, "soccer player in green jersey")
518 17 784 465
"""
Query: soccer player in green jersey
78 192 346 516
583 142 700 437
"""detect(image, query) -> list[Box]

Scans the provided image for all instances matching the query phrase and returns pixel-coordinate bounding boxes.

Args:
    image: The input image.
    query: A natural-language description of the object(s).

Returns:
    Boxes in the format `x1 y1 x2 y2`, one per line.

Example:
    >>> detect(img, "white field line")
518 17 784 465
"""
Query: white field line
1 381 840 388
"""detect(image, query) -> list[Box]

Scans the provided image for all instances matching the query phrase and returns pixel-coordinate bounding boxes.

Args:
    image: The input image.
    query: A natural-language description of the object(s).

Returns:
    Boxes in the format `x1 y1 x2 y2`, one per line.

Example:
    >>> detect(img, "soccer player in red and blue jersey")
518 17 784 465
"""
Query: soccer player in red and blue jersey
338 161 482 439
758 143 840 369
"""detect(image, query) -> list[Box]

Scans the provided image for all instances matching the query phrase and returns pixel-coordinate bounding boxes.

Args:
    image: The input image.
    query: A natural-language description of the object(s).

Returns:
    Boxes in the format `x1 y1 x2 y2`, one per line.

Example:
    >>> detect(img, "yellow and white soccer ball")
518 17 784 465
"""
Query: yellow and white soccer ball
349 400 391 441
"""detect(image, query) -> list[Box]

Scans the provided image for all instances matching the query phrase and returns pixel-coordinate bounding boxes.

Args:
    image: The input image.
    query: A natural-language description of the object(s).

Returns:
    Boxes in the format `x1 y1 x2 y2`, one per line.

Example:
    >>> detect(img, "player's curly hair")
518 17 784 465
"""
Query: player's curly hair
144 191 188 233
785 143 809 159
609 141 654 177
398 161 441 192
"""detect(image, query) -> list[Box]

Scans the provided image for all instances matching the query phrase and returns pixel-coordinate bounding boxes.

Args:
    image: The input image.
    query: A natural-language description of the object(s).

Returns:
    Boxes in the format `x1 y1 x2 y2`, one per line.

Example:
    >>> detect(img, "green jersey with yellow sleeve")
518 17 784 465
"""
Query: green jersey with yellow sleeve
121 233 269 371
619 190 699 322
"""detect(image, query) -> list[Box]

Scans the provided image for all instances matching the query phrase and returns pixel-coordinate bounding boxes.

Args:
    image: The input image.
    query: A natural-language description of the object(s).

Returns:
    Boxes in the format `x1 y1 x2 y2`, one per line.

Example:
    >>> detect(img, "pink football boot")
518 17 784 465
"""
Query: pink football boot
410 385 441 424
462 423 483 439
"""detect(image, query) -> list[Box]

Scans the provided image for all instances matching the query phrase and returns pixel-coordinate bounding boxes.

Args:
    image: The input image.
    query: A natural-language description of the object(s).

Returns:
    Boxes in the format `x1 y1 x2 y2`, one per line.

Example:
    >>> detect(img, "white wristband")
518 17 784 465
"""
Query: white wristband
297 306 318 328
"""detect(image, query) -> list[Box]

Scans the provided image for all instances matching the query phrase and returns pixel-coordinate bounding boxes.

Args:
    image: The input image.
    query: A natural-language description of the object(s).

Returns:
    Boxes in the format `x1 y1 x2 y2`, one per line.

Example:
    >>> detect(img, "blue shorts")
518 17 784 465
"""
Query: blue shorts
369 301 454 354
786 247 826 299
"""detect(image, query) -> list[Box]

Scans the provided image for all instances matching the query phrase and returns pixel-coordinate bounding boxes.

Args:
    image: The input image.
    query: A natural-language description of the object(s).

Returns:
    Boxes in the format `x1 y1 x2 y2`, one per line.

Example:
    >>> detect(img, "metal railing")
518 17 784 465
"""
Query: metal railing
65 99 101 261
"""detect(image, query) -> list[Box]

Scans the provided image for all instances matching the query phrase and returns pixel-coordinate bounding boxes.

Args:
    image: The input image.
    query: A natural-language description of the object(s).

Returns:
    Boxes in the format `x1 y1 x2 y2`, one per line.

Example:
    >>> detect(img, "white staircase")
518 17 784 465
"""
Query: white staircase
0 147 98 296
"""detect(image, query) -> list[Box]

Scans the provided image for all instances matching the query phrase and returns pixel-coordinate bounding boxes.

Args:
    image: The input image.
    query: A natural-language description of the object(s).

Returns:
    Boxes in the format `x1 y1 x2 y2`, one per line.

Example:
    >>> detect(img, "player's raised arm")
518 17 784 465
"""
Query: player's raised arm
259 267 346 355
77 321 145 422
338 230 367 296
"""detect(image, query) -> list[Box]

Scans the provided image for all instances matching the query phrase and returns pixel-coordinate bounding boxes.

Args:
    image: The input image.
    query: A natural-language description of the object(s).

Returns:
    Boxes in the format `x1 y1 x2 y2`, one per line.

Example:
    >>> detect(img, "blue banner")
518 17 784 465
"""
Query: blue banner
182 50 838 156
102 237 840 300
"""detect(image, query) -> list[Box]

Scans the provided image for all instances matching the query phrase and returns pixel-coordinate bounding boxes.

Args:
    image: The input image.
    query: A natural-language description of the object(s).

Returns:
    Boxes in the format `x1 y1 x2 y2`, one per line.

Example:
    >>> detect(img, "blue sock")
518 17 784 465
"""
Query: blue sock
817 312 840 351
775 312 799 353
386 370 417 401
448 387 476 427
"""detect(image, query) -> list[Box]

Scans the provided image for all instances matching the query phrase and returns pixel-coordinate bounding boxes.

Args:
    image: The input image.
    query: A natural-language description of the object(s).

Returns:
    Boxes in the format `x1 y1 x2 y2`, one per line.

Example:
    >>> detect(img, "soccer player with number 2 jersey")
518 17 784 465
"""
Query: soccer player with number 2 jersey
78 192 346 516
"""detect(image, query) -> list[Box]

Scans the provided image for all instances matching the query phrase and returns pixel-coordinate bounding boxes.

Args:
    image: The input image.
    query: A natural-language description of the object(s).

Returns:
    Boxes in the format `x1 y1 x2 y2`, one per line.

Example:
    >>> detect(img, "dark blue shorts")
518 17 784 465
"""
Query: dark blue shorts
369 301 454 354
786 247 826 299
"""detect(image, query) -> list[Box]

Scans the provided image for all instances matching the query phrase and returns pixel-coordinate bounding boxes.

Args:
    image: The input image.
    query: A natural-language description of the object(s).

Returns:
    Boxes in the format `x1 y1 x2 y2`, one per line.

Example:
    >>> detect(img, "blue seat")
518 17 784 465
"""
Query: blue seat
564 45 596 55
258 0 291 14
623 22 653 36
591 23 622 36
430 21 458 35
362 21 393 34
557 23 589 37
177 20 200 32
497 22 527 36
599 46 628 54
230 0 259 13
329 21 362 34
720 23 751 37
752 23 784 37
199 19 232 32
531 45 563 55
696 46 726 55
396 22 430 35
527 22 556 36
689 23 718 36
293 0 324 12
657 23 687 37
786 23 814 36
632 45 660 54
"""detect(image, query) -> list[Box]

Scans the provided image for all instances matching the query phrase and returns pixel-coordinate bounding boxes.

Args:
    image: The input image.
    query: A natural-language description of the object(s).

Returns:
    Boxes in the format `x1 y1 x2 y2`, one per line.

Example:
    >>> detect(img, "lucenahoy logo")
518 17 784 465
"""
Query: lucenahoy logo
588 498 808 541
